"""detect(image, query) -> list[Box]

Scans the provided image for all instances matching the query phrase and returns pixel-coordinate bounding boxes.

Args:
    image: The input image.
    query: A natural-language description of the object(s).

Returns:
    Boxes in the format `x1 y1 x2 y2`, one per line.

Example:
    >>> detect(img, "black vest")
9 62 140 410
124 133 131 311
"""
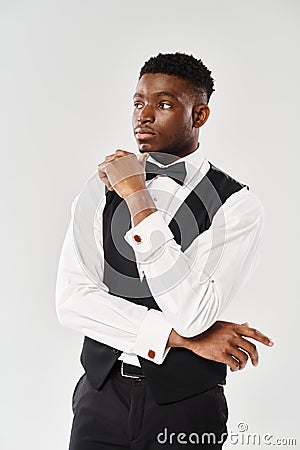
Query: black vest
80 161 249 404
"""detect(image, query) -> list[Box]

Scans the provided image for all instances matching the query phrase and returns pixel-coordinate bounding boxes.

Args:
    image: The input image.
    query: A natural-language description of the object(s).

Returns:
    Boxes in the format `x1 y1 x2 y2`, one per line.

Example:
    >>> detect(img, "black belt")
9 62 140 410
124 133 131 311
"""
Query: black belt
118 361 145 379
116 361 226 386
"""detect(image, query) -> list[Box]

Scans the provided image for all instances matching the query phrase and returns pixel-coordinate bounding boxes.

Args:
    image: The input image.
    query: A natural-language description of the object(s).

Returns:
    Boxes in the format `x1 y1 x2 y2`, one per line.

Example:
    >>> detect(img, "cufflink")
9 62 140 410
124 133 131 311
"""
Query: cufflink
148 349 156 359
133 234 142 244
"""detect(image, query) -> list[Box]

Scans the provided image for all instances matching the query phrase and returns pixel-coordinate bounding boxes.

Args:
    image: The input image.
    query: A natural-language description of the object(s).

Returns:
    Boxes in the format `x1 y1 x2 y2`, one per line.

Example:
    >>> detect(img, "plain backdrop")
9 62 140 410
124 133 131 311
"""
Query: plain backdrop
1 1 299 449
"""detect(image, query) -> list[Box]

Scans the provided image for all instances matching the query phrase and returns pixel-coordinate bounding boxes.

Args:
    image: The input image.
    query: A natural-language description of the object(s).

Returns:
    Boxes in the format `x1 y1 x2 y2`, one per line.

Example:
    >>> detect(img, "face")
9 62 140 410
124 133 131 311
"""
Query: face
132 73 209 158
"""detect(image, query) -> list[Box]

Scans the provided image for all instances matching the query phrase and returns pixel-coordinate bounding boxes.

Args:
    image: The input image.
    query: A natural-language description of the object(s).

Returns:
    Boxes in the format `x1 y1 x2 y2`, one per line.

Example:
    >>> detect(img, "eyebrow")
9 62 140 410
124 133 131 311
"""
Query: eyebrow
133 91 179 100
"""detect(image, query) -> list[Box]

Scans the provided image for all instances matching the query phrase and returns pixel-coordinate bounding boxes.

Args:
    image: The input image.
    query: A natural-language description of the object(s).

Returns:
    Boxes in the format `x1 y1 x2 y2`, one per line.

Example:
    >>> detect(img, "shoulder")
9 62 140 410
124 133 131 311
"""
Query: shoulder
71 169 106 221
207 161 249 194
215 186 265 232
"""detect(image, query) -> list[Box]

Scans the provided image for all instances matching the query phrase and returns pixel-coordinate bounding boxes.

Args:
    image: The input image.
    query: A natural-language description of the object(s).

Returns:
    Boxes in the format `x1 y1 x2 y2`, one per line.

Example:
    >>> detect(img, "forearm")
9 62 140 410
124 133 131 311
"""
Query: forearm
124 190 264 338
125 212 221 338
56 195 172 365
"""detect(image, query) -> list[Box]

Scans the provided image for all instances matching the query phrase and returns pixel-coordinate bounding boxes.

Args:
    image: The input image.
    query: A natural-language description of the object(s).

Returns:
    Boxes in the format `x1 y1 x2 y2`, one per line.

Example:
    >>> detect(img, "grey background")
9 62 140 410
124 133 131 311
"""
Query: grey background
1 0 299 448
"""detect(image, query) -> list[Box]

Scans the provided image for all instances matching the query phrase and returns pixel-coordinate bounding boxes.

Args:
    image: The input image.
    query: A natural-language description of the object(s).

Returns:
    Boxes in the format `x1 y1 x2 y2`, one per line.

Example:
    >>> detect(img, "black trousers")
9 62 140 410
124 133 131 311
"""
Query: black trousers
69 361 228 449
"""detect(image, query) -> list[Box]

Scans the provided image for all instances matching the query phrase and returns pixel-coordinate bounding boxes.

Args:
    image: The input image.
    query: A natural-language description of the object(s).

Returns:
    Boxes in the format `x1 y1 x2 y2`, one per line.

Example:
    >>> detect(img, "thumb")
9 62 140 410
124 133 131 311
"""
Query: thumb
138 152 149 171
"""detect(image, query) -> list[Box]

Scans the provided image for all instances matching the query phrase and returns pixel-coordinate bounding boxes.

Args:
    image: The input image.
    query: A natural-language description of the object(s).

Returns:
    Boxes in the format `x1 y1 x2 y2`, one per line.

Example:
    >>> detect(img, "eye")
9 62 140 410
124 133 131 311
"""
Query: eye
134 102 143 110
159 102 172 109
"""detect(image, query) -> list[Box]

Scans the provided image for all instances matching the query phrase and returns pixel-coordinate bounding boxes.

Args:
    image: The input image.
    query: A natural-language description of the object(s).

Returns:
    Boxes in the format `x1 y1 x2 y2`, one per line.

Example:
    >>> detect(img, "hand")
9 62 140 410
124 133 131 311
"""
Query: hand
168 321 274 372
98 150 149 198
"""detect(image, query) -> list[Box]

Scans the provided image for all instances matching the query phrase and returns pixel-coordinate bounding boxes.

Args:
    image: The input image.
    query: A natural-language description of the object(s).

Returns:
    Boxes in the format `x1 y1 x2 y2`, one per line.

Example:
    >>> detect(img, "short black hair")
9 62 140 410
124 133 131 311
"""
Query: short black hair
139 52 215 104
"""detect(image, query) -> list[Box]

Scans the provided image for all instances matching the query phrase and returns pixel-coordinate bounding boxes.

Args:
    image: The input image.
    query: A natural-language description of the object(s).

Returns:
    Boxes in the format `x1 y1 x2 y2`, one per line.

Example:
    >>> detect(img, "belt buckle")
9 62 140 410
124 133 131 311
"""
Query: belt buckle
120 361 144 379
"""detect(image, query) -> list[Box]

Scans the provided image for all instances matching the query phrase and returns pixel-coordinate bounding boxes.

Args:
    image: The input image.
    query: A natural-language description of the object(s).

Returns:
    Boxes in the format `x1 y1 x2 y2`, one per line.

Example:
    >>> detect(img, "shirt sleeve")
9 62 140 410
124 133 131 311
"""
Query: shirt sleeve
55 192 172 365
124 187 264 338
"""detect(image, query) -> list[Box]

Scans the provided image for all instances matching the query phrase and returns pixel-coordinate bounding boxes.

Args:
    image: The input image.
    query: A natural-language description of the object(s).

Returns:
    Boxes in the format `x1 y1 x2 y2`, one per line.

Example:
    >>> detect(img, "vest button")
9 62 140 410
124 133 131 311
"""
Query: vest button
148 349 156 359
112 348 119 353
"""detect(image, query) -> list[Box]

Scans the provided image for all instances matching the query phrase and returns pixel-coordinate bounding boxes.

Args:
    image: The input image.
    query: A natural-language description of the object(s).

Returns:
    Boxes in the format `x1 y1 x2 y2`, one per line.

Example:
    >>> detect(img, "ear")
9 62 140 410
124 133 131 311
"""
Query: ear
192 104 210 128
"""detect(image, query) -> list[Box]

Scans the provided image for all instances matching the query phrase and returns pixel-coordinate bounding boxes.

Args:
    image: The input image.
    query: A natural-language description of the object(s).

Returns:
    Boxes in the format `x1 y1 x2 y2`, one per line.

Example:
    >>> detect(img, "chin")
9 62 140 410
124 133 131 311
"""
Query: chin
137 142 158 152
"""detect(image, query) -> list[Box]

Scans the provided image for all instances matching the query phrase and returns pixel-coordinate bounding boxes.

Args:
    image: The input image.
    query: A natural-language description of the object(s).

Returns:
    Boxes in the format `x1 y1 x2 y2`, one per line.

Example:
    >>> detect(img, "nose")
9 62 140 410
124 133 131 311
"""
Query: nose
137 104 155 124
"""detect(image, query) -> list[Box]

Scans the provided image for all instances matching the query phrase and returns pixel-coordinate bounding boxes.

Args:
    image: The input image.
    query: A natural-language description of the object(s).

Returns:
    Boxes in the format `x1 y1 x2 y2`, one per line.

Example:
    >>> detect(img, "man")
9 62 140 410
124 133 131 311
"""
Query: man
56 52 273 449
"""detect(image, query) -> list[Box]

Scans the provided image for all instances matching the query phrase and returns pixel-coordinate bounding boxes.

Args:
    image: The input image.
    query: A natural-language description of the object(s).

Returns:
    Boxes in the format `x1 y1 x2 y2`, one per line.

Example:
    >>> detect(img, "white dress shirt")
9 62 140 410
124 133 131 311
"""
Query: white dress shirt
55 144 264 368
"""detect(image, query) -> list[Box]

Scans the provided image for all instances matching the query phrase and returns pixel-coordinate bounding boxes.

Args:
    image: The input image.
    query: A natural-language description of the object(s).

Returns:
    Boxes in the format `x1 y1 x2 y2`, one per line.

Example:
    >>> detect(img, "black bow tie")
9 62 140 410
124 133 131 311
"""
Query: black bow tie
145 160 187 186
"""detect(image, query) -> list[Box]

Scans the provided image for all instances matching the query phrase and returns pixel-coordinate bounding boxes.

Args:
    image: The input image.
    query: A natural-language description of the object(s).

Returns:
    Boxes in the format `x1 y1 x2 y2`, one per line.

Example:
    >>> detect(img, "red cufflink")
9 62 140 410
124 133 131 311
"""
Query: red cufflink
133 234 142 243
148 349 156 359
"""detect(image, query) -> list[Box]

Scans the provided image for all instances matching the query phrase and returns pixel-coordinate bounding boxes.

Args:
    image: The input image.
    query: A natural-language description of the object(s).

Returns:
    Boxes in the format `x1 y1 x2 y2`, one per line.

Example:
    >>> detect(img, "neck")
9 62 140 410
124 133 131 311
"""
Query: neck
149 142 199 165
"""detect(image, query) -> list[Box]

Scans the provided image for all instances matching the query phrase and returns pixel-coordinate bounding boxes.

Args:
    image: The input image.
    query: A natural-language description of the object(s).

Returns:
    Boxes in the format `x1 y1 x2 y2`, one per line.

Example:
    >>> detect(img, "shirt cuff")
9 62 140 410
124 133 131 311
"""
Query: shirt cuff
132 309 173 365
124 210 174 263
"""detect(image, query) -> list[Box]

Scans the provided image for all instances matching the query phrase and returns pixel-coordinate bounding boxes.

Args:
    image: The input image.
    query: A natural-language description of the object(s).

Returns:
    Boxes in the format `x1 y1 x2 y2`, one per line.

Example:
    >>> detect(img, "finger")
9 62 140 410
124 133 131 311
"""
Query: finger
138 152 149 172
235 324 274 347
233 336 258 366
229 347 249 370
115 149 131 155
104 154 118 162
138 152 149 165
99 174 113 190
100 153 121 168
222 354 240 372
98 164 108 179
98 165 113 190
99 156 121 173
241 322 249 327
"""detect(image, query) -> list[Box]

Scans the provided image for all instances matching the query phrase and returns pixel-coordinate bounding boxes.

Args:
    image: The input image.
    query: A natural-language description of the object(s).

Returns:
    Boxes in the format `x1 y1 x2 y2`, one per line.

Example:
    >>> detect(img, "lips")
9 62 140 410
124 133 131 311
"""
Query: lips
135 128 156 141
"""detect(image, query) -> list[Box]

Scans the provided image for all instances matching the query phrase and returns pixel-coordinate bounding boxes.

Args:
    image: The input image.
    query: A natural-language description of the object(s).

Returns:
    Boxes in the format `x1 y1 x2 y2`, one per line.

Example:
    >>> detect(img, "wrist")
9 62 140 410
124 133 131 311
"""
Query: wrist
125 188 157 226
124 187 154 204
167 328 187 349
